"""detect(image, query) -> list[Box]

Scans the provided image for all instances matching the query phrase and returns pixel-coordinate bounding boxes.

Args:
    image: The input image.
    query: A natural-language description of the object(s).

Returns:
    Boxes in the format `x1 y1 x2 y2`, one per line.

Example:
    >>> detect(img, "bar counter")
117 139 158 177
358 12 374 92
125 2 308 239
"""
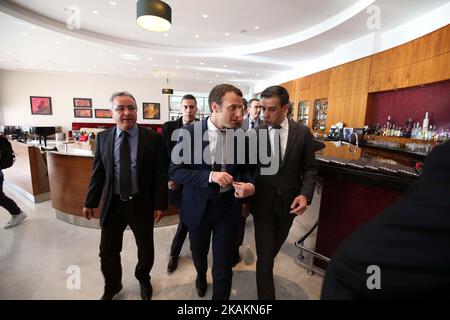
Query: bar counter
312 140 421 269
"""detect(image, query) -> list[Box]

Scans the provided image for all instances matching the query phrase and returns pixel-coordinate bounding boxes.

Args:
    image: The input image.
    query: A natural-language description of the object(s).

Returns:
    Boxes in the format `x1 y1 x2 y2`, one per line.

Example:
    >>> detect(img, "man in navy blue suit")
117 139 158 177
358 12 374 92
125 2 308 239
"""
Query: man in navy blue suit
169 84 255 300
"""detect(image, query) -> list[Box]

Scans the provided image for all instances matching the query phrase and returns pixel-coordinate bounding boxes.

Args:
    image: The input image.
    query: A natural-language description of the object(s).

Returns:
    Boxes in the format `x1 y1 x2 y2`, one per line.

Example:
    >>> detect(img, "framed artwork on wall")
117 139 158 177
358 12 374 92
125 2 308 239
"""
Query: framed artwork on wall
74 108 93 118
30 96 52 115
95 109 112 118
143 102 160 120
73 98 92 108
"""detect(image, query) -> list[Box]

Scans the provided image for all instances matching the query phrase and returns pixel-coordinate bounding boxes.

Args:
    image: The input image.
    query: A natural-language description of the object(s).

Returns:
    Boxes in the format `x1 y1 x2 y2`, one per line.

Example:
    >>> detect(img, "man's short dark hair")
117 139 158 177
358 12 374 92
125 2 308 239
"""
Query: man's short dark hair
248 98 260 106
260 86 289 107
208 84 243 112
109 91 137 108
181 94 197 105
242 98 248 110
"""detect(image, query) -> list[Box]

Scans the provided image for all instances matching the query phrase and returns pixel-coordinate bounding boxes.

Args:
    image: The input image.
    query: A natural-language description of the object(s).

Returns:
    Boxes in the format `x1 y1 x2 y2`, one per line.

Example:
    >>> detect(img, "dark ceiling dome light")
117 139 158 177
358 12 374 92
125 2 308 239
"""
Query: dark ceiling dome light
137 0 172 32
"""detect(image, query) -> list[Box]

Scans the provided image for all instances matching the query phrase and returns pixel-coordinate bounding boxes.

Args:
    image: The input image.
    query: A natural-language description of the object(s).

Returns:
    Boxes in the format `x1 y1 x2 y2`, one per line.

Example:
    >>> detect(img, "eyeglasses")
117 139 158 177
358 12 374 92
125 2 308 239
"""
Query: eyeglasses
113 105 137 113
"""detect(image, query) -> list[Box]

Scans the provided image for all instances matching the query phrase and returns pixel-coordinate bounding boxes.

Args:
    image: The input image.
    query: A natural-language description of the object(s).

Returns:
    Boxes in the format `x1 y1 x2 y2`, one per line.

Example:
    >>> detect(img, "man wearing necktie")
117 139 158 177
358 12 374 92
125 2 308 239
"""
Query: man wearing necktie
252 85 317 300
83 91 167 300
162 94 198 273
169 84 255 300
241 98 264 131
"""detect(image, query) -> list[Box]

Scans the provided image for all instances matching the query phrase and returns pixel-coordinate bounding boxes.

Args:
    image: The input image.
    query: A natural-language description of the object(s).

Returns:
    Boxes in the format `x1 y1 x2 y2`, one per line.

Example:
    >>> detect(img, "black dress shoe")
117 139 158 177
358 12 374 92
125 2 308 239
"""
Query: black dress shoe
232 254 242 268
167 255 178 273
140 282 153 300
195 275 207 297
100 285 123 300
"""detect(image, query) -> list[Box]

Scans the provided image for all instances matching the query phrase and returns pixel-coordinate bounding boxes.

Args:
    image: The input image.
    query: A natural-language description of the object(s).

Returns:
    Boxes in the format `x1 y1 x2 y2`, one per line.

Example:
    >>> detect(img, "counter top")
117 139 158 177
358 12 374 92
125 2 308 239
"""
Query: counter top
18 140 94 157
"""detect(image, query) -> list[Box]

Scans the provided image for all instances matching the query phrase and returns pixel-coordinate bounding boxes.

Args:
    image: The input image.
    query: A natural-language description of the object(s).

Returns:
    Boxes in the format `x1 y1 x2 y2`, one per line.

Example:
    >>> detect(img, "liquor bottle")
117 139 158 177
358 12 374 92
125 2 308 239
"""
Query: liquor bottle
404 118 413 138
422 112 429 132
387 115 391 128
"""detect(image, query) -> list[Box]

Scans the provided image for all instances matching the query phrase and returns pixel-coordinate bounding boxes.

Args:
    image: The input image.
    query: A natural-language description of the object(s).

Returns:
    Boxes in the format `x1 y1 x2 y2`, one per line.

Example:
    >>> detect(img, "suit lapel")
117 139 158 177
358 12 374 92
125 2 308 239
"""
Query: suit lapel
106 127 115 177
280 120 299 170
136 125 146 181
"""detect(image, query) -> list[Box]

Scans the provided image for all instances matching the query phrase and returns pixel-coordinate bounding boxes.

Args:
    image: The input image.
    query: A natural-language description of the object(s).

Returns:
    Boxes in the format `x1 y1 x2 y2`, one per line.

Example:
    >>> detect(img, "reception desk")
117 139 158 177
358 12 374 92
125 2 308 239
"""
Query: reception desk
46 142 179 228
46 147 101 228
3 140 50 203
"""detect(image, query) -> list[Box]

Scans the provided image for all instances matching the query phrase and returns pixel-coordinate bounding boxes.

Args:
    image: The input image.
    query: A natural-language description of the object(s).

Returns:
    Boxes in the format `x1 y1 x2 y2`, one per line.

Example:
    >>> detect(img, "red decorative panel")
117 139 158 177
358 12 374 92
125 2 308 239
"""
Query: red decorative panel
372 80 450 131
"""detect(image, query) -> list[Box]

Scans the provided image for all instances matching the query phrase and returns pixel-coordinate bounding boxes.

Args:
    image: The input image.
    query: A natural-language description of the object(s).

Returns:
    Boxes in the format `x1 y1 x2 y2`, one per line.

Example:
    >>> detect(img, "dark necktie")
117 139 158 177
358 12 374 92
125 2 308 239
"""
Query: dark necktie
251 120 255 129
120 131 131 197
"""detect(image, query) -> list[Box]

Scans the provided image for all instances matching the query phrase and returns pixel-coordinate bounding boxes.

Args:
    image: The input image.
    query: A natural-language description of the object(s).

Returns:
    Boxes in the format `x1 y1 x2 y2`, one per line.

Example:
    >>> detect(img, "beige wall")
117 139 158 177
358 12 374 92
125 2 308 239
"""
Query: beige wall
0 70 231 132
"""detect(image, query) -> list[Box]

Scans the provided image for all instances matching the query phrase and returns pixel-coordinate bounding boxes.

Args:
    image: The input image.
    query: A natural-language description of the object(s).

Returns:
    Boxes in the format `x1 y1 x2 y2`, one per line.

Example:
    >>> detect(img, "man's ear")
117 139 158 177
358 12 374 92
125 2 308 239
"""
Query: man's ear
211 102 221 113
282 104 289 114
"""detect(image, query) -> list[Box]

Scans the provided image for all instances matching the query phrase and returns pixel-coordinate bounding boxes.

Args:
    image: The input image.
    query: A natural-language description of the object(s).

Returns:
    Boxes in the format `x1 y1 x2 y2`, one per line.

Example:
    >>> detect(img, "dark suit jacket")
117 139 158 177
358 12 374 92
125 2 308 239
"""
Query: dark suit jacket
241 117 265 131
251 119 317 218
84 125 168 226
169 119 255 230
162 117 184 160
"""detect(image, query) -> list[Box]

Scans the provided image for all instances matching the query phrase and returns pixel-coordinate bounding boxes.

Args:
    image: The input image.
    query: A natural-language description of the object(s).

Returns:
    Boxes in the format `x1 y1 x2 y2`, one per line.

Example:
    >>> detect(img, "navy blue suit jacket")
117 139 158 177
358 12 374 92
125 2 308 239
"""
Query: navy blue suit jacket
169 119 255 230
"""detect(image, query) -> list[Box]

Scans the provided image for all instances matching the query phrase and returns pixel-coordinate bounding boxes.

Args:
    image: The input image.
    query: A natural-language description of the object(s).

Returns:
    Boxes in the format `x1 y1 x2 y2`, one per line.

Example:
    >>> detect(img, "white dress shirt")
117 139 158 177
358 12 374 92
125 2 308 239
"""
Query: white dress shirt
268 116 289 161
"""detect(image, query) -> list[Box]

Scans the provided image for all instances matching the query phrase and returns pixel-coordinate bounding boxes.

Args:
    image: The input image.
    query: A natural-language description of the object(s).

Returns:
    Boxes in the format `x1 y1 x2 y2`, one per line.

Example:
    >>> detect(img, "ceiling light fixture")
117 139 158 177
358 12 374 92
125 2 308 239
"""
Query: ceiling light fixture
202 14 208 18
162 76 173 95
137 0 172 32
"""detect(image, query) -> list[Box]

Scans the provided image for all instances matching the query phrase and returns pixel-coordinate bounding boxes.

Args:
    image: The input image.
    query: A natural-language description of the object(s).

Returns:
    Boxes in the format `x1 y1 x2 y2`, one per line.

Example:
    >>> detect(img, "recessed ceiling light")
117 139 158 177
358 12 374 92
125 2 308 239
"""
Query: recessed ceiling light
30 25 37 29
109 1 117 5
255 73 259 76
152 64 157 67
176 66 180 69
55 41 61 45
225 32 230 36
132 67 136 70
97 53 103 56
195 35 200 39
238 71 242 74
200 62 204 65
148 57 152 60
65 36 71 40
21 32 28 36
202 14 208 18
195 73 199 76
215 74 218 77
238 83 241 85
223 65 227 68
209 80 212 83
175 60 179 63
109 49 114 53
92 10 99 15
92 65 97 67
113 66 117 69
127 62 132 65
163 33 168 37
254 26 260 30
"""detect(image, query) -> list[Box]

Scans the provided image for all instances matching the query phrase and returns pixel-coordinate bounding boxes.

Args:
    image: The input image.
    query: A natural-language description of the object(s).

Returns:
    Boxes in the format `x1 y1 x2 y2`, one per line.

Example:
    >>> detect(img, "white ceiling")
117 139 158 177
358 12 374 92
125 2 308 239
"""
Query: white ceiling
0 0 449 91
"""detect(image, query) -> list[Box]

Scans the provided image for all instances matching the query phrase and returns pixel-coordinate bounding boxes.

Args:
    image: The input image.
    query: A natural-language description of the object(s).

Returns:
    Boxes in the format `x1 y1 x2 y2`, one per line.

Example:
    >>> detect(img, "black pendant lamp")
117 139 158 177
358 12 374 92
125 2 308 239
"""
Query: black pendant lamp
137 0 172 32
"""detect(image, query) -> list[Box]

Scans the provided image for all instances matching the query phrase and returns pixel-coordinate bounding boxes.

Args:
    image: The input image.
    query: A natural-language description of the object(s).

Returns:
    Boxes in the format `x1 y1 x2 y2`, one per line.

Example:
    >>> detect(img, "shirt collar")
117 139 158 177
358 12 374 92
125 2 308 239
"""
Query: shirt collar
207 117 221 132
116 124 138 138
269 116 288 130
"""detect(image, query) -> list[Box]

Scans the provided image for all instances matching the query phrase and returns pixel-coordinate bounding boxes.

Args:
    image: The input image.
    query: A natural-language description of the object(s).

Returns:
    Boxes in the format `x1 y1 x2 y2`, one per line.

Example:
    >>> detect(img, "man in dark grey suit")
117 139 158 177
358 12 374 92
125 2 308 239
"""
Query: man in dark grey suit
83 91 167 300
252 85 317 300
241 98 264 131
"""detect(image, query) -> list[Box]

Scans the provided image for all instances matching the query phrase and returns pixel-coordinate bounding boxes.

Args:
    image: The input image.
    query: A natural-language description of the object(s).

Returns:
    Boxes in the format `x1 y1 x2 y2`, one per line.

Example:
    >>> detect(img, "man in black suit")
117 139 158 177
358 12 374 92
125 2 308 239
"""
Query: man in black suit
321 141 450 299
169 84 255 300
83 91 167 300
241 98 265 131
252 85 317 300
162 94 198 273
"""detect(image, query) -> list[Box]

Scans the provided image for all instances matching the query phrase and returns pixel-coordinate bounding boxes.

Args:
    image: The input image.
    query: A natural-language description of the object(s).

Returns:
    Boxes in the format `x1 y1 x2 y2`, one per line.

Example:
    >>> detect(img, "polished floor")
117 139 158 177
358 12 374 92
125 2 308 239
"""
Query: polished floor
0 186 323 300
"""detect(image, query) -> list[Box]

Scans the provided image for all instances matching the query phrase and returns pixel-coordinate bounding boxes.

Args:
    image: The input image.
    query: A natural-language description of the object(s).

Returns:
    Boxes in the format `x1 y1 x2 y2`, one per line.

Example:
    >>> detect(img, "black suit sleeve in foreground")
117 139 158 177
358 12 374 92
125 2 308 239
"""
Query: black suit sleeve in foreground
153 133 169 211
299 127 317 204
321 141 450 299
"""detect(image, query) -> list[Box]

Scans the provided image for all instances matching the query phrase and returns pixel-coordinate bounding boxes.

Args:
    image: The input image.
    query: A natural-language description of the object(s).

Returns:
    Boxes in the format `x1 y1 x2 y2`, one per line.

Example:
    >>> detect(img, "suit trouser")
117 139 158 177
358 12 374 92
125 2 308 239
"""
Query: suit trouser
188 190 235 300
99 195 154 293
0 174 21 216
170 222 188 257
233 214 246 260
254 194 295 300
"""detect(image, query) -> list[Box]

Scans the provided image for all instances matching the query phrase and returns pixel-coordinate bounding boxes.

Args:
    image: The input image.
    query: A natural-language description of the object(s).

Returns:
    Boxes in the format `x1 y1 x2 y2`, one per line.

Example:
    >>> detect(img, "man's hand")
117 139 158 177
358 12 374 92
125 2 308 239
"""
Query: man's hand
154 210 164 223
211 172 234 188
290 195 308 215
168 180 178 191
232 182 255 198
82 207 96 220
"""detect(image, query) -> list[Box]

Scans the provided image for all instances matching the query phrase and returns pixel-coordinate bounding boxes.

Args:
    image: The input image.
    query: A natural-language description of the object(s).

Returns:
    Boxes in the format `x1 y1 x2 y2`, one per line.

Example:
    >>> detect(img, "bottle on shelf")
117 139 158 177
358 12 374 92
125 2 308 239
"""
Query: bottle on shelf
404 118 413 138
422 112 429 132
387 115 391 128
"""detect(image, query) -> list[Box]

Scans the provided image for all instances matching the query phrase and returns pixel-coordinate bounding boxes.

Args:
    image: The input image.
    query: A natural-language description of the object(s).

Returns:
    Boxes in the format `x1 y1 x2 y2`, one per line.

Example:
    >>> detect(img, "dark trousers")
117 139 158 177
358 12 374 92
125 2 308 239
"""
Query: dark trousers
0 173 21 216
233 215 246 260
170 222 188 257
188 191 235 300
99 195 154 293
254 195 295 300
